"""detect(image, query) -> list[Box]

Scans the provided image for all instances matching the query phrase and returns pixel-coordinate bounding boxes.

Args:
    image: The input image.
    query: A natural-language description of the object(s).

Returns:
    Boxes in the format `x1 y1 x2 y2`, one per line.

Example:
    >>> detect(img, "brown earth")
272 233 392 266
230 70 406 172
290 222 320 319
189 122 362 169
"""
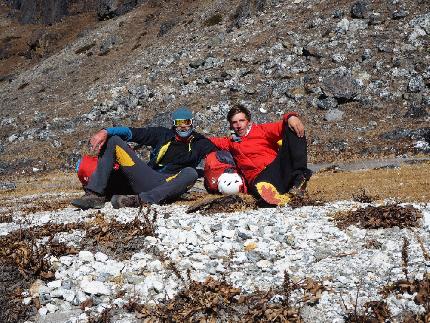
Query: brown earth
1 162 428 213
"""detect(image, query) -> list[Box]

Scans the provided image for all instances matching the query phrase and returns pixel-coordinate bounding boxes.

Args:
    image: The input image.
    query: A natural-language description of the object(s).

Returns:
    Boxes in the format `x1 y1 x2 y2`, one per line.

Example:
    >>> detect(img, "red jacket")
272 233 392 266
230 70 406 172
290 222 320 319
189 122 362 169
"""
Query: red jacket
210 113 297 183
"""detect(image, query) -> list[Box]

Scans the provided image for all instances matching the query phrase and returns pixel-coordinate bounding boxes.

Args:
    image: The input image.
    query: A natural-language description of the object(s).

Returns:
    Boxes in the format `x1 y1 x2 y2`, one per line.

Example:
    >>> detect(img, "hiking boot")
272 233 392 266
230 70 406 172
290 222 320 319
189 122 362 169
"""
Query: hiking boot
288 174 309 198
255 181 292 206
71 191 106 210
111 195 140 209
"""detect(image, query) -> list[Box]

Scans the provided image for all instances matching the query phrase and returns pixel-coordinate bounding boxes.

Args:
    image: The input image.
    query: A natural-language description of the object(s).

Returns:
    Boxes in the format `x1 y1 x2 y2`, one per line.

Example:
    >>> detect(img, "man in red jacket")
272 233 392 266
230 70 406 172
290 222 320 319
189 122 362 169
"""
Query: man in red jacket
210 105 312 205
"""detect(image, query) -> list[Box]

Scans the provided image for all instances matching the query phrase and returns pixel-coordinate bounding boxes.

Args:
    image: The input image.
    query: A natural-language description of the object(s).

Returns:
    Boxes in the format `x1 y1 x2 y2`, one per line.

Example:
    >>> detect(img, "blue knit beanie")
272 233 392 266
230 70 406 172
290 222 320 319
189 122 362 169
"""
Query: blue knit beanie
172 107 193 120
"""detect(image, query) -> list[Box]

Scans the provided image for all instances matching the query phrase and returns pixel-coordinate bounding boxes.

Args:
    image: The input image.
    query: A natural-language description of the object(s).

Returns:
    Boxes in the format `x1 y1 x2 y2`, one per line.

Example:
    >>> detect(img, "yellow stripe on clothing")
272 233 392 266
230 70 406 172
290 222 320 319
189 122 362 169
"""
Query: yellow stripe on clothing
156 141 171 164
115 146 135 167
165 173 179 182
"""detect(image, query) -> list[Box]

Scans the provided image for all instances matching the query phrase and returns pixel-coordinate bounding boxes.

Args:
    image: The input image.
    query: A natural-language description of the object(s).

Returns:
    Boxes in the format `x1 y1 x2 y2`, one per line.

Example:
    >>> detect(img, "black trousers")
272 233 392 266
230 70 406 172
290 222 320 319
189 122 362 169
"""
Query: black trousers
250 127 312 197
86 136 198 204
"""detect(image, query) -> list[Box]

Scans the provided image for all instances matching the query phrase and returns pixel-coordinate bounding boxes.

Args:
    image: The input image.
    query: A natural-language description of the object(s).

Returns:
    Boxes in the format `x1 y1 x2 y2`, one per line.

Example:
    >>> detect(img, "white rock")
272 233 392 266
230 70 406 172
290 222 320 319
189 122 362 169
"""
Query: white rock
136 275 164 298
222 229 236 239
95 252 109 262
147 259 163 271
192 261 206 270
59 256 74 266
216 263 225 273
46 303 58 313
422 210 430 230
80 279 111 296
113 298 126 306
79 250 95 262
96 260 125 276
145 236 158 245
8 134 18 143
73 265 94 278
248 225 259 232
62 290 76 302
47 280 62 289
185 232 199 245
50 287 67 298
38 307 48 316
23 297 32 305
257 260 271 269
59 301 72 312
76 291 89 303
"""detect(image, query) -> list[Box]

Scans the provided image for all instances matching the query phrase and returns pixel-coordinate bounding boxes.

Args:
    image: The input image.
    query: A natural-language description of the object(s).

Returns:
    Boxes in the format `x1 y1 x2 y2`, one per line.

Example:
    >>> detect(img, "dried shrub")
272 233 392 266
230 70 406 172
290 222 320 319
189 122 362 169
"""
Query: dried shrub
187 194 257 215
402 237 410 280
382 274 430 308
21 198 72 215
0 213 13 223
344 300 391 322
0 230 67 279
0 224 79 323
334 204 422 229
126 273 325 322
352 188 377 203
288 195 325 209
81 211 157 259
381 274 430 322
0 261 36 323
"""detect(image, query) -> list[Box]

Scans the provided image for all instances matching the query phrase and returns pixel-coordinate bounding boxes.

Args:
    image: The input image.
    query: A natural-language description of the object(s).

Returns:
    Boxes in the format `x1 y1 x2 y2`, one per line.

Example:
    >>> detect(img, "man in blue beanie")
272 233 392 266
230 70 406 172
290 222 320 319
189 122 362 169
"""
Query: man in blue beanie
71 107 216 209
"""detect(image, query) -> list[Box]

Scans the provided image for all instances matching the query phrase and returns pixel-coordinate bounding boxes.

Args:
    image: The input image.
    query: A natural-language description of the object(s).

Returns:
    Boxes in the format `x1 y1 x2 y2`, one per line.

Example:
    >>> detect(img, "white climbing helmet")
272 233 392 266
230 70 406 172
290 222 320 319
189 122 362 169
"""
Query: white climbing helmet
217 173 243 195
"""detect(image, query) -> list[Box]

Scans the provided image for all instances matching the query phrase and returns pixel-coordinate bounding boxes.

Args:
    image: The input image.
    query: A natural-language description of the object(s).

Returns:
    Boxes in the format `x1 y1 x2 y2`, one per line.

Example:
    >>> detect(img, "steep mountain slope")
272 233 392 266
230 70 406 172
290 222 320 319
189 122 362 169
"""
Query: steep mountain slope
0 0 429 176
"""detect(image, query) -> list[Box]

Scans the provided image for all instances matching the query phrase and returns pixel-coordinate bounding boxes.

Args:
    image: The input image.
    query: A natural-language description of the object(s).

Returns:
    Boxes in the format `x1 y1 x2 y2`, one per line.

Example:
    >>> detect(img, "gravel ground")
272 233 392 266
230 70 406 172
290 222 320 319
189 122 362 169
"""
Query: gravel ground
1 193 429 322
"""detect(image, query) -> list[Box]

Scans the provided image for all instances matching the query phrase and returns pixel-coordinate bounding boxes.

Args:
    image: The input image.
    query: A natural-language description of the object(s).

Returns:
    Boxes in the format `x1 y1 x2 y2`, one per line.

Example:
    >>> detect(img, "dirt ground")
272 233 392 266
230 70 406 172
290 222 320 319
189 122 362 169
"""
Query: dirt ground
0 161 429 209
308 161 430 203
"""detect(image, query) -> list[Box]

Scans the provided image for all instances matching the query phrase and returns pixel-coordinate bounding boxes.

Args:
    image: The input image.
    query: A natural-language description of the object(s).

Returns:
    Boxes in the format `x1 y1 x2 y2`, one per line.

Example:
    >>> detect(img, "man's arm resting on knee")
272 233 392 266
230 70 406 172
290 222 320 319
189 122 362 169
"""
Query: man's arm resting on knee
283 113 305 138
90 127 132 153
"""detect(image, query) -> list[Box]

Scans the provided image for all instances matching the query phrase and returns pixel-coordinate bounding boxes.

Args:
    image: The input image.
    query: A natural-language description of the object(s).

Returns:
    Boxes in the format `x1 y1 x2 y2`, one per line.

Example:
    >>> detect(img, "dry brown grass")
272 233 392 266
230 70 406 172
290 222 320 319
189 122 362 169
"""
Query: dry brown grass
0 171 82 199
1 162 429 207
308 162 430 203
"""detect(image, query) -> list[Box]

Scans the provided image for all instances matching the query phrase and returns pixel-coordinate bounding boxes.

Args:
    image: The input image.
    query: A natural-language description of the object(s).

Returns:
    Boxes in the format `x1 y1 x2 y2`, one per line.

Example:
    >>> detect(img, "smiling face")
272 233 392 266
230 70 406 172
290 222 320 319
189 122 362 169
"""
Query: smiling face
229 112 251 137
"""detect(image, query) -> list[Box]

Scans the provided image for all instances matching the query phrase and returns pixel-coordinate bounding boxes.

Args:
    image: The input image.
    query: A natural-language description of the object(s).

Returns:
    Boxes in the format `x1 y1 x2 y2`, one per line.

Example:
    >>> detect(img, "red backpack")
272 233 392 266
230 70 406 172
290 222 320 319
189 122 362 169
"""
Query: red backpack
76 155 119 186
203 150 247 193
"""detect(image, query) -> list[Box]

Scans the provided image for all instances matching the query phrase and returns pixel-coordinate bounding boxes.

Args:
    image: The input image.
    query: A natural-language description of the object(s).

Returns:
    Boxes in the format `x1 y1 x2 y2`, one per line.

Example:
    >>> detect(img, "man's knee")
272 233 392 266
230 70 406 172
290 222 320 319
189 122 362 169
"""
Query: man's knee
181 167 198 182
105 135 125 148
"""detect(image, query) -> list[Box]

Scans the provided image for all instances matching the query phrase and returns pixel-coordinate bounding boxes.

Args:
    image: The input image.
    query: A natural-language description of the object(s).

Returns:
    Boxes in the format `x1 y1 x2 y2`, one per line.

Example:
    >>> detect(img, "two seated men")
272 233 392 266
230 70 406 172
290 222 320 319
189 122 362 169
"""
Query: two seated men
71 105 312 210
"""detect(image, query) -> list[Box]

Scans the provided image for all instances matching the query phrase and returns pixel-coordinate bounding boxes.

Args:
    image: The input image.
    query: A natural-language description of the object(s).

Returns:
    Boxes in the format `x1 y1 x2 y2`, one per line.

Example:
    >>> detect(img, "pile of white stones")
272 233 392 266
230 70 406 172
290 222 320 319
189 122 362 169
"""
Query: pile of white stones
1 197 429 322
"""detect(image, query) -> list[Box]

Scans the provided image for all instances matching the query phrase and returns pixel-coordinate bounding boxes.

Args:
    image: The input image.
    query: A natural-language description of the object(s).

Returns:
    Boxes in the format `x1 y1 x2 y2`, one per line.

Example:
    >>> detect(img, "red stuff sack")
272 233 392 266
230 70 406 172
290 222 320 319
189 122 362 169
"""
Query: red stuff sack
76 155 98 186
76 155 120 186
203 150 247 194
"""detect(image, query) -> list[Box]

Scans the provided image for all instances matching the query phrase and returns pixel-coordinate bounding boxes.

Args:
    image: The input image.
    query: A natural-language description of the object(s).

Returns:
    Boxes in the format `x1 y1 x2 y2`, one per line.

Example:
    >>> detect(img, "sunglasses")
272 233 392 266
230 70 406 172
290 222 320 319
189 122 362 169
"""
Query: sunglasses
173 119 193 127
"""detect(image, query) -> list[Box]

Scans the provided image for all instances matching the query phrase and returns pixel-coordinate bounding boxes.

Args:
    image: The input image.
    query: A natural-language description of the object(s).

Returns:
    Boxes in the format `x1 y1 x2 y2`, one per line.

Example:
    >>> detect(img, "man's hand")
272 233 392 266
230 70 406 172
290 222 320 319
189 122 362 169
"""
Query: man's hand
287 116 305 137
90 129 108 153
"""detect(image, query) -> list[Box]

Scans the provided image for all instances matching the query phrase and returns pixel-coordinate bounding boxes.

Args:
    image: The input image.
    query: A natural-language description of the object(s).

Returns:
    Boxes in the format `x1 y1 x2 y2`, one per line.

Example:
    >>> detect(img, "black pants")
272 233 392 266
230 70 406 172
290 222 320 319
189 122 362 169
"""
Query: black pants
250 127 312 197
86 136 198 204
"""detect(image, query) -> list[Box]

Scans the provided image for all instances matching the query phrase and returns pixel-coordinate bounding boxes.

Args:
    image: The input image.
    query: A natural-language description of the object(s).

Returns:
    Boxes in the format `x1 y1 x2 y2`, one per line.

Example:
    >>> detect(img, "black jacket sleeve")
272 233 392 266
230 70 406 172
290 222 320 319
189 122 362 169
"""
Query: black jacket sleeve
129 127 172 147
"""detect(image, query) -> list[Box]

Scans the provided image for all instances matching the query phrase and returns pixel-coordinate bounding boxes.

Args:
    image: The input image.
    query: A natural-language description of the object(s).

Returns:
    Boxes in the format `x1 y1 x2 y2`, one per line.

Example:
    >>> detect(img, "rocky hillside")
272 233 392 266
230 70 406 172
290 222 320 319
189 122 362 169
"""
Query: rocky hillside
0 0 429 176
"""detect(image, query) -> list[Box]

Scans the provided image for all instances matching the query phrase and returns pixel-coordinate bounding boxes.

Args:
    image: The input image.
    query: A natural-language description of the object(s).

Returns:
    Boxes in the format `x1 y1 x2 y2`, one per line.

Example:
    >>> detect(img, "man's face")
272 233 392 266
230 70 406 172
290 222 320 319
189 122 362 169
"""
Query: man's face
174 119 193 138
230 112 250 137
